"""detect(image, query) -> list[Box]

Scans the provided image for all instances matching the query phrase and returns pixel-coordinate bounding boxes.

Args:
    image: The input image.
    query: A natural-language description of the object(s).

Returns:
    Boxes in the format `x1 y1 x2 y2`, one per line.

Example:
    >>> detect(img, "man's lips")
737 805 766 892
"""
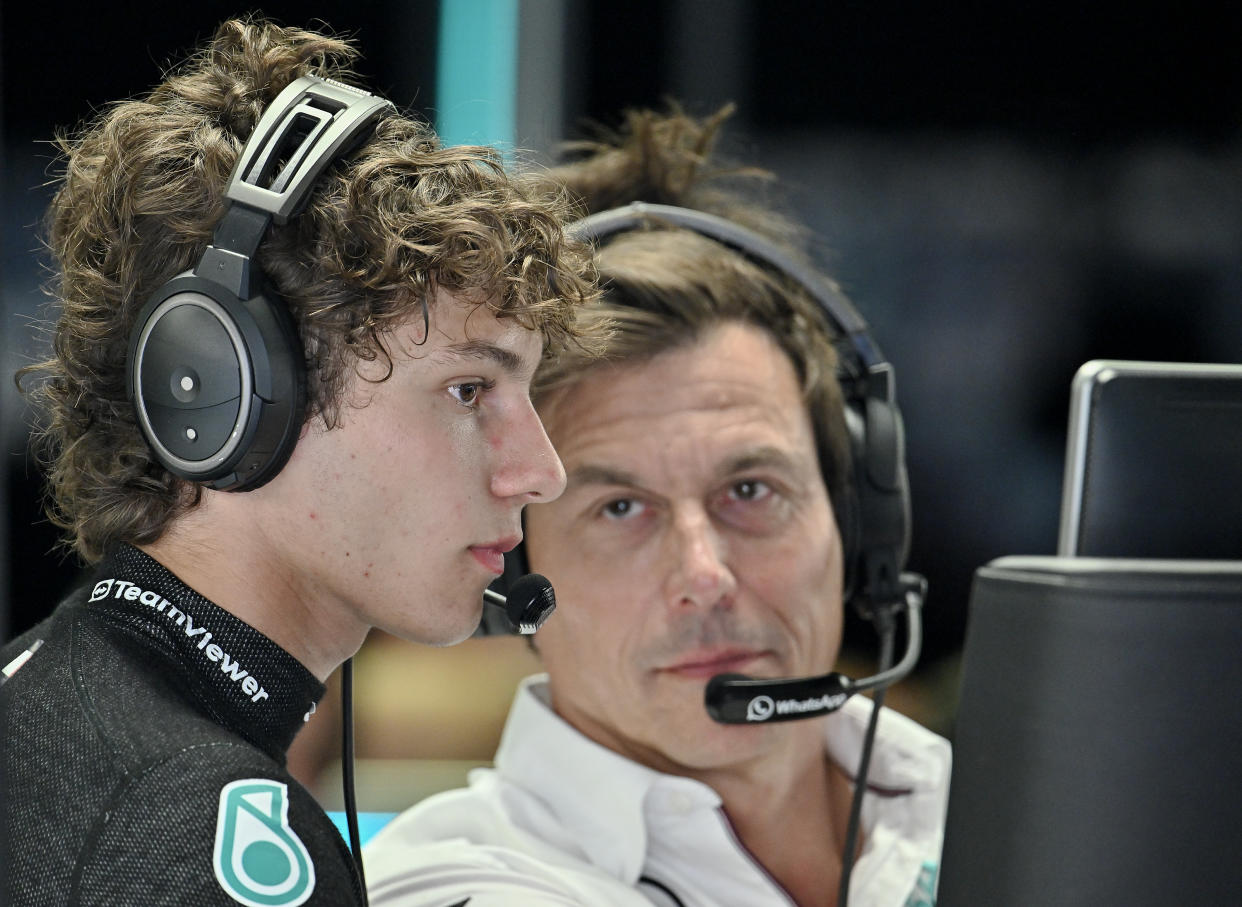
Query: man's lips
659 649 765 679
469 537 521 575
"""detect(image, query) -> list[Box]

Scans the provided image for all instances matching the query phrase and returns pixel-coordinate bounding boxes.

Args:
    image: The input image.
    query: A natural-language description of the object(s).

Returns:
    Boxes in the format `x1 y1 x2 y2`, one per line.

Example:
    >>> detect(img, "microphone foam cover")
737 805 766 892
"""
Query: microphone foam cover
506 573 556 634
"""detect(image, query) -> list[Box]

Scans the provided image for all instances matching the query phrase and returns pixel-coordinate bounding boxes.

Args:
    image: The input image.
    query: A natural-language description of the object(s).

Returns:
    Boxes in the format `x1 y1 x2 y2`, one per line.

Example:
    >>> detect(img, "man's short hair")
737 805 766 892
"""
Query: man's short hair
533 105 852 526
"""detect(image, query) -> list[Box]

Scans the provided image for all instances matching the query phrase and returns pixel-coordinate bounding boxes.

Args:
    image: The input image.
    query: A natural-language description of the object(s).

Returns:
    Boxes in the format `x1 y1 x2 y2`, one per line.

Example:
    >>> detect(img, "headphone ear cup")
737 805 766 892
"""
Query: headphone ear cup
128 273 305 491
848 386 912 620
836 402 866 602
127 75 393 494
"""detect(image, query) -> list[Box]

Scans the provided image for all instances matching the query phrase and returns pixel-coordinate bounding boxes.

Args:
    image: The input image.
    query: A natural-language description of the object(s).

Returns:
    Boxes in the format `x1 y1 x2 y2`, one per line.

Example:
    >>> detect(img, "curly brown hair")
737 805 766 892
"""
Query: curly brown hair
533 104 853 527
18 16 600 563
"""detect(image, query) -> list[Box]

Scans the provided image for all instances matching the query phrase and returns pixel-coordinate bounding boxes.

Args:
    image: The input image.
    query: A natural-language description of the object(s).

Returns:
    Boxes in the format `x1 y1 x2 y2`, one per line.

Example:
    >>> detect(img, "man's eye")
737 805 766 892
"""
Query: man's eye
602 498 644 520
448 382 488 407
730 479 771 502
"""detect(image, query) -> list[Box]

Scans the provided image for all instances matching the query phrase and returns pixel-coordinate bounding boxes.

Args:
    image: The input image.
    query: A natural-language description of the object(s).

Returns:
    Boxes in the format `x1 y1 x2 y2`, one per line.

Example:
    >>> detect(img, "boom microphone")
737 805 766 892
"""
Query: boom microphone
483 573 557 634
704 576 925 724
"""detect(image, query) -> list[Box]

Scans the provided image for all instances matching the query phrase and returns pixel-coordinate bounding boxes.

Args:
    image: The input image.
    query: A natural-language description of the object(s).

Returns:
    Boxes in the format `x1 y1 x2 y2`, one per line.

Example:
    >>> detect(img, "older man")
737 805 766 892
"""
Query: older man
366 107 950 907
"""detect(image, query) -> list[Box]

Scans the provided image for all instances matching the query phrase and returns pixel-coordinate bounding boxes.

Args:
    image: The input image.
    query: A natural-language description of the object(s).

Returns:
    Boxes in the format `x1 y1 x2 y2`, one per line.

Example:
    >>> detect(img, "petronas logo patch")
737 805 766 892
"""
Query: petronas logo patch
213 779 316 906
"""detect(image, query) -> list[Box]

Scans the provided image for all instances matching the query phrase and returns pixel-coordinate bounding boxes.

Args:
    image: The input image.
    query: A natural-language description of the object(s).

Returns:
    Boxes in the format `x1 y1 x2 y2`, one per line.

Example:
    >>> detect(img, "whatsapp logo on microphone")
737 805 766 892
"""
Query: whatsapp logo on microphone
213 779 315 906
746 695 776 722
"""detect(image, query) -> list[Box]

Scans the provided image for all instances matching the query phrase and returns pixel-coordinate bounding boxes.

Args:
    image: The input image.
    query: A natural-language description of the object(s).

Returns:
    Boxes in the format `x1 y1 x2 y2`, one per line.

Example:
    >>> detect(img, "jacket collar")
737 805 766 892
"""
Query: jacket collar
82 544 325 762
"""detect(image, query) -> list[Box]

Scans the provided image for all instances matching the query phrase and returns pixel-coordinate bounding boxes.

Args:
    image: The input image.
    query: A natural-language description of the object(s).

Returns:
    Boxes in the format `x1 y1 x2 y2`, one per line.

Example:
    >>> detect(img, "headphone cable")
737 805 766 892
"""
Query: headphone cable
341 657 369 906
837 610 896 906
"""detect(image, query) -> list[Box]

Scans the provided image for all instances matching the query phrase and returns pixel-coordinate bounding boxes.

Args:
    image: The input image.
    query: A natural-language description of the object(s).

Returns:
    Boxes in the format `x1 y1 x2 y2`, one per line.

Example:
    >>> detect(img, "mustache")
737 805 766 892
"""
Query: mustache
637 606 788 668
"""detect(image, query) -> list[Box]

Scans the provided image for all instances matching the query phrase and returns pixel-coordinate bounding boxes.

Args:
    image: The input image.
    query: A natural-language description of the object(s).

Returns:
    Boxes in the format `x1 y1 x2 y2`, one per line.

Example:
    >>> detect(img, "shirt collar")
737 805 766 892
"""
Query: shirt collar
823 695 952 797
493 675 721 882
81 544 325 762
494 675 951 887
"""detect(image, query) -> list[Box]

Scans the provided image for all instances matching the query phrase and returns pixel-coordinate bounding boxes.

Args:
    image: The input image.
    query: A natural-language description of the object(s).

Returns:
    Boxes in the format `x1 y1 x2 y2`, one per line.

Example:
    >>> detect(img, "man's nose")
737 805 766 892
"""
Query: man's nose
490 399 567 504
663 506 737 610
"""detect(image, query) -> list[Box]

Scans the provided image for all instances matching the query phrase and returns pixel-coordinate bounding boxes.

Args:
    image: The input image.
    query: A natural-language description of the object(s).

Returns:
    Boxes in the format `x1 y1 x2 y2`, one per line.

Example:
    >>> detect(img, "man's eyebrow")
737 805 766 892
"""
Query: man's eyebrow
439 340 528 376
565 464 640 489
719 445 802 477
566 448 803 491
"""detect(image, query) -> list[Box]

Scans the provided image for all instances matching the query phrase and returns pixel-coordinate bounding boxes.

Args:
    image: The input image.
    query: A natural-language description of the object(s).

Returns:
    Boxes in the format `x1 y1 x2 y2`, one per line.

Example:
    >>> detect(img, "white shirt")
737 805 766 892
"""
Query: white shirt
366 675 951 907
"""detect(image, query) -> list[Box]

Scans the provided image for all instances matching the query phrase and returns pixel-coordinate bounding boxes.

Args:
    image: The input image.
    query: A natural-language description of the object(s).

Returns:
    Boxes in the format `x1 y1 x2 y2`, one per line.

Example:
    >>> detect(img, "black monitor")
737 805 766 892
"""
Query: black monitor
938 557 1242 906
1057 359 1242 559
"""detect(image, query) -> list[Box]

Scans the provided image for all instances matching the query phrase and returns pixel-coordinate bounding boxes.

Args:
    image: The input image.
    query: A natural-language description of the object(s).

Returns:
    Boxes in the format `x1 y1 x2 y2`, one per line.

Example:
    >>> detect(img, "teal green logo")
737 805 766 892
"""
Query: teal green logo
213 779 315 906
903 860 939 907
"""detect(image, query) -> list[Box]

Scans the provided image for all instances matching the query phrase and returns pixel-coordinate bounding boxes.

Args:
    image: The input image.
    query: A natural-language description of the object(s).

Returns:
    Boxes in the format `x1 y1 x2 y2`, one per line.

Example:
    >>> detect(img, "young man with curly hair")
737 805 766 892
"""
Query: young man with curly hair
364 107 951 906
0 17 598 906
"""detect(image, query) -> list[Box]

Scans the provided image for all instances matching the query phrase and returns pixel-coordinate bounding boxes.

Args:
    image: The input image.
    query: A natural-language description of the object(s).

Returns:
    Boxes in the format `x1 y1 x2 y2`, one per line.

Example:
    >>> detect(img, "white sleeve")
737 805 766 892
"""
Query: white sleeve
366 840 620 907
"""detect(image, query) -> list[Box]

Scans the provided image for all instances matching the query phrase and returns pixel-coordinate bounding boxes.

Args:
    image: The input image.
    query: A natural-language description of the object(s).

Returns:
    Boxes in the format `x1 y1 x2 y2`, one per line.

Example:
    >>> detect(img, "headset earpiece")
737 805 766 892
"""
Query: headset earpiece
127 75 393 492
127 271 304 490
847 361 913 620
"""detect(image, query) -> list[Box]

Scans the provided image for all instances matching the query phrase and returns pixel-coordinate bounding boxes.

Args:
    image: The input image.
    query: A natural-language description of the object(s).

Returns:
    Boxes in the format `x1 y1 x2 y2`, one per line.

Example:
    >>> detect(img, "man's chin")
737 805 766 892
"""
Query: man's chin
396 601 484 648
648 706 777 772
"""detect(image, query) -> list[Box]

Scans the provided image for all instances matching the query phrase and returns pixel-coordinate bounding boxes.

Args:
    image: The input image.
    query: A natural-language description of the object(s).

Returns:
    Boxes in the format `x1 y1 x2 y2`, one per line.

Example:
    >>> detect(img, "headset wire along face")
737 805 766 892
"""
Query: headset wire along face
126 76 393 492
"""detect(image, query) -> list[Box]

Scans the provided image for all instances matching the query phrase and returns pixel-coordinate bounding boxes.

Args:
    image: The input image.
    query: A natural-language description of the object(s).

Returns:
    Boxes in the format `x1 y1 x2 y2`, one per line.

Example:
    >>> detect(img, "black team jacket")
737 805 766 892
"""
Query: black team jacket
0 544 363 906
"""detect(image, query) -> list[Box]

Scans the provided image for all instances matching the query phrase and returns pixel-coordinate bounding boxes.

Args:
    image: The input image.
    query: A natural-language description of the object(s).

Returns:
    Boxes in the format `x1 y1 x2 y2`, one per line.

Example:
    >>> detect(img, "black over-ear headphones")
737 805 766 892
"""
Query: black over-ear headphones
127 75 393 491
479 200 913 633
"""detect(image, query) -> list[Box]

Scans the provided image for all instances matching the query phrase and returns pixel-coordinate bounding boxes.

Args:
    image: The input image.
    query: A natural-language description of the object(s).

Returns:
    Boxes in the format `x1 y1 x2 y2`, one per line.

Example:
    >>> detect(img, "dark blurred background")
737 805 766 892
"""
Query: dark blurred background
3 2 1240 733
